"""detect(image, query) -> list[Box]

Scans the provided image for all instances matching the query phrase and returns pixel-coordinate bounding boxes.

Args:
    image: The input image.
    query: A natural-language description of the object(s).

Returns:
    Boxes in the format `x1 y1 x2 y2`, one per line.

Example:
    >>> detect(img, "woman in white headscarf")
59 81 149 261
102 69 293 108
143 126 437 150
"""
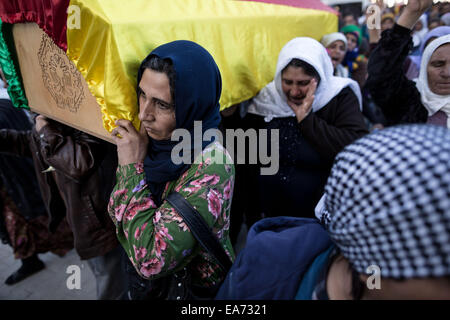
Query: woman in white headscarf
366 0 450 128
408 26 450 79
416 34 450 127
412 14 429 48
242 37 368 222
320 32 349 78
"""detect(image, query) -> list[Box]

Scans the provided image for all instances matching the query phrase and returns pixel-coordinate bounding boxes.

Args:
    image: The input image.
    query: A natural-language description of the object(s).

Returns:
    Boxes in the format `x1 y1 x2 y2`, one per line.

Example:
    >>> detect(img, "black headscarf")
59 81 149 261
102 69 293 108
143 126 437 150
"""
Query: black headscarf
137 40 222 205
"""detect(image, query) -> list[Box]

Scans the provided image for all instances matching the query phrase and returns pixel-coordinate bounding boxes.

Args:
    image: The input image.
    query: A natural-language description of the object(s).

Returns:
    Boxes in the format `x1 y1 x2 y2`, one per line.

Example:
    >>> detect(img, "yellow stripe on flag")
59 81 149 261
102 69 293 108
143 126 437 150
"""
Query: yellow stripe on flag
67 0 337 133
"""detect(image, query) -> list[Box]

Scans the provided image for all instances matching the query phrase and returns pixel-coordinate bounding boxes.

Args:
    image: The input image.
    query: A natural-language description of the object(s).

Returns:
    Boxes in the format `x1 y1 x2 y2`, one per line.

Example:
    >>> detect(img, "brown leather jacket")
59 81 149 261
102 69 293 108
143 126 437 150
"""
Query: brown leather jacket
0 120 118 259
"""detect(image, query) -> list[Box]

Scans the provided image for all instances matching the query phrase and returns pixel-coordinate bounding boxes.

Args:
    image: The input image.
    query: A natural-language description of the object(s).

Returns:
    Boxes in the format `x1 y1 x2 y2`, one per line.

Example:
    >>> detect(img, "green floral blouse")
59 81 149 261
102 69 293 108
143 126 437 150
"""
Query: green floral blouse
108 141 235 287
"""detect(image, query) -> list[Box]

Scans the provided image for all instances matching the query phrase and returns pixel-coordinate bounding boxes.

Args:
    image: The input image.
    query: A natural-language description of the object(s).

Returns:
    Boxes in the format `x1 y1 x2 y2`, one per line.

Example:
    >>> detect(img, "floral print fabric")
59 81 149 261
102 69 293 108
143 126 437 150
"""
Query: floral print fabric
108 142 235 287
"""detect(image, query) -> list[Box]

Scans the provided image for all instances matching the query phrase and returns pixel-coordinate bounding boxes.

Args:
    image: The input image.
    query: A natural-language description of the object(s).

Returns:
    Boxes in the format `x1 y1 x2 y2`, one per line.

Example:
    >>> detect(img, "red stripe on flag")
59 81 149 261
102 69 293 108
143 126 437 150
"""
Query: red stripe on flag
0 0 69 51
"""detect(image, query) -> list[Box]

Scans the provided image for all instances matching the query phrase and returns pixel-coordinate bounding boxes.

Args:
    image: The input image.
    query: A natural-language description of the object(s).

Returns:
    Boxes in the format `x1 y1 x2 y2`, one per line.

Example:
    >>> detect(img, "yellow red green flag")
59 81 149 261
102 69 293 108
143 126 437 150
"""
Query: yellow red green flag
65 0 337 132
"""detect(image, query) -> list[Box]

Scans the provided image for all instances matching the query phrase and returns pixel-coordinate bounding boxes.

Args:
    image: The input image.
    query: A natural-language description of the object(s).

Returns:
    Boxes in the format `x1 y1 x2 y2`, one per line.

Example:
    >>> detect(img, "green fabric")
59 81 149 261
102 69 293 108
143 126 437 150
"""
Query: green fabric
340 24 362 46
0 19 29 109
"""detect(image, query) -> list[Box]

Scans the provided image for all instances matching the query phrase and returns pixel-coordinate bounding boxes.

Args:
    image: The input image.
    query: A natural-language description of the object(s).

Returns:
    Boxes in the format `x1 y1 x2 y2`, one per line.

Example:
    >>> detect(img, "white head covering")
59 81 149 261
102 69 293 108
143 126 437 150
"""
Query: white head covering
247 37 362 122
415 34 450 128
413 14 429 47
320 32 348 52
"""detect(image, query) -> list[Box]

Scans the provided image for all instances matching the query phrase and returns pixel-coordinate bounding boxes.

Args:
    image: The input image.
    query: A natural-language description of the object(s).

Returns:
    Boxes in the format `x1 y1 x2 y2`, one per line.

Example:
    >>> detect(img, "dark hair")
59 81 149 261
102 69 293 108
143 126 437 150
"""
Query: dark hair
428 17 442 27
343 13 356 20
282 58 321 85
358 38 370 57
139 55 176 106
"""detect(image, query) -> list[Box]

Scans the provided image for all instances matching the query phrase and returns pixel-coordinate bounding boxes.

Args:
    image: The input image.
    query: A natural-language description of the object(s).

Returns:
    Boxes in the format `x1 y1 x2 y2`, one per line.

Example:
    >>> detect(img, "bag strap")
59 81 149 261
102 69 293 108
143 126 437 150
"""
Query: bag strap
165 191 232 272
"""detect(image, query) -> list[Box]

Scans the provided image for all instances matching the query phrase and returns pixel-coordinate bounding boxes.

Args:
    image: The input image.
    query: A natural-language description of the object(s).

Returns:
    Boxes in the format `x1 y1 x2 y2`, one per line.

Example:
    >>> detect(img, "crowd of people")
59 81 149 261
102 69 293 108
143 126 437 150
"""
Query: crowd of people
0 0 449 300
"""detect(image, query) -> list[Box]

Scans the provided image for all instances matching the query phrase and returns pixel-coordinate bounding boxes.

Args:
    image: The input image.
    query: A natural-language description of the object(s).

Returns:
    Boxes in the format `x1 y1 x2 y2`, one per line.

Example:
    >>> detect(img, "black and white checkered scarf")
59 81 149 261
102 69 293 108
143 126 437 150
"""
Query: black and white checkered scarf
322 124 450 278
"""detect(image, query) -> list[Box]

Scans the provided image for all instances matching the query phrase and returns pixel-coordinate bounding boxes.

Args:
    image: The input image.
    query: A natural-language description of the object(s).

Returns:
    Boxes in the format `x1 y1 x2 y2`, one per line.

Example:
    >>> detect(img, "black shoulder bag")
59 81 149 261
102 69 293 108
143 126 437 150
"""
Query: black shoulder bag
126 191 232 300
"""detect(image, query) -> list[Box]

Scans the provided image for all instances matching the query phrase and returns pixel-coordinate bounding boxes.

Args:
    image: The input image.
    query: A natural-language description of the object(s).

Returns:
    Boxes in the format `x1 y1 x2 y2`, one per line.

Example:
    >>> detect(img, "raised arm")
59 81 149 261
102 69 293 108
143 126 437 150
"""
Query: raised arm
367 0 385 46
396 0 434 30
365 0 432 125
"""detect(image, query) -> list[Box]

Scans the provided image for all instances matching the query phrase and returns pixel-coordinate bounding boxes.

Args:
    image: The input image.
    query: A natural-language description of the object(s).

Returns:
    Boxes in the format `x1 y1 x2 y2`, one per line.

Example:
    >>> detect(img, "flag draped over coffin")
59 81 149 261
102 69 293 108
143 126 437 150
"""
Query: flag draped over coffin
0 0 337 133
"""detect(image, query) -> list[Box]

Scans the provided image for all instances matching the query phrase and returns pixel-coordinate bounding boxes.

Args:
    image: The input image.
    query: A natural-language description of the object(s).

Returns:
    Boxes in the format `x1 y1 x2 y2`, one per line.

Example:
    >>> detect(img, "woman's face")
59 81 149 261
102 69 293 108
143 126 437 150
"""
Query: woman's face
414 20 424 32
138 68 176 140
281 66 316 106
427 43 450 95
345 33 358 51
326 40 346 69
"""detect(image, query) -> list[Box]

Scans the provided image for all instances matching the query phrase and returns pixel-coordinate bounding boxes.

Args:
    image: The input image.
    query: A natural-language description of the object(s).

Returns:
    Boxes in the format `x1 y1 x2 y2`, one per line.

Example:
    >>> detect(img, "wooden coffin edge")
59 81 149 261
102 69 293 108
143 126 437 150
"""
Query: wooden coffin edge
12 22 115 144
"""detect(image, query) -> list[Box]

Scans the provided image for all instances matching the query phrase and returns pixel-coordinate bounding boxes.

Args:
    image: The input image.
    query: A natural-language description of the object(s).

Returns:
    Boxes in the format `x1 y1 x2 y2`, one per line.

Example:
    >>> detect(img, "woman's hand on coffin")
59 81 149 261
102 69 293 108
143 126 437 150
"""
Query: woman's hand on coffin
35 115 49 133
111 119 149 165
